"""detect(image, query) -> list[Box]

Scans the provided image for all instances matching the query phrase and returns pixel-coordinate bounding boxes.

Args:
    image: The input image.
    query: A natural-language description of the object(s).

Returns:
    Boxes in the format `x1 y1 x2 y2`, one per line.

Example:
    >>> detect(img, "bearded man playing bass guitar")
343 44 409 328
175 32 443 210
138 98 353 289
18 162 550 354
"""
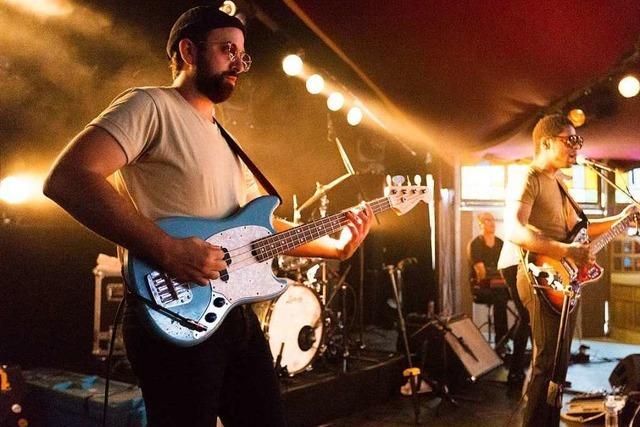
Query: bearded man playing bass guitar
43 6 375 426
504 113 638 427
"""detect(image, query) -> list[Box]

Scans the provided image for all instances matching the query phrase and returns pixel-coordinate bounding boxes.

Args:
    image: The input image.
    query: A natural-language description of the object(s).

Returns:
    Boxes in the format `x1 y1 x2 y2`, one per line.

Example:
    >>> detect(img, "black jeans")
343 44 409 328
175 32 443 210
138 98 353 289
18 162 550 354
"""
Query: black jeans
517 266 577 427
123 303 286 427
501 265 530 378
472 286 510 346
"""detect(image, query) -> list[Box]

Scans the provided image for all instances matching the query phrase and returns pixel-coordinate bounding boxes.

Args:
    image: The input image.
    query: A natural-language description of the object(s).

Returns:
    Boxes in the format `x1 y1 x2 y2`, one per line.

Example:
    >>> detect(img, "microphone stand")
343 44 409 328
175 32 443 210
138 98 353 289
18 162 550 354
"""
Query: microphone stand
582 163 640 208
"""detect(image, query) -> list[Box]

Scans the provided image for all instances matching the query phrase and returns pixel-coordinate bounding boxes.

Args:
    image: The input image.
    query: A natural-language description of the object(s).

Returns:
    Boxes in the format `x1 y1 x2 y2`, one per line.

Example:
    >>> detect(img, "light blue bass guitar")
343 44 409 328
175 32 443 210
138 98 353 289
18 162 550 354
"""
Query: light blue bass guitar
124 177 432 347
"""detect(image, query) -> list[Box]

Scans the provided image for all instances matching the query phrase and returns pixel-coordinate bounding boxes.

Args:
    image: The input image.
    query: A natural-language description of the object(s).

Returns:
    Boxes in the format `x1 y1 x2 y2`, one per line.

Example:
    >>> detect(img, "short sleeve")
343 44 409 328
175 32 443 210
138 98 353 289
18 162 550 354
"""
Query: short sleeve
510 168 538 207
469 238 482 264
241 160 262 202
87 88 160 163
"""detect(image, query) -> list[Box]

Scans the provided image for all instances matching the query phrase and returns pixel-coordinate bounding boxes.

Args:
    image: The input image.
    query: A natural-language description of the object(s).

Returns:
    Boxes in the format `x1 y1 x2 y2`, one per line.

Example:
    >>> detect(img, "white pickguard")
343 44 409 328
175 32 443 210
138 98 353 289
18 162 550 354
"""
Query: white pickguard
148 225 288 343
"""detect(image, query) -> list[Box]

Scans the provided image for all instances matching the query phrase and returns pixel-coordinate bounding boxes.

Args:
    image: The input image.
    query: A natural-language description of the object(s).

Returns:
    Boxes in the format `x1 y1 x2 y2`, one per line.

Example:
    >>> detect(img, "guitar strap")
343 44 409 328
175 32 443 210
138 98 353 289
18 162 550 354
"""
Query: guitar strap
518 176 588 295
555 178 588 228
216 120 282 203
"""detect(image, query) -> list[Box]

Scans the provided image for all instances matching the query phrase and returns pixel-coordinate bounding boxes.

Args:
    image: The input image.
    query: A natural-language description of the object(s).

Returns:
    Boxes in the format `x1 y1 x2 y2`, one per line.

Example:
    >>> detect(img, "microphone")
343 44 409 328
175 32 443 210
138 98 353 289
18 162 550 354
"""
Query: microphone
576 155 616 173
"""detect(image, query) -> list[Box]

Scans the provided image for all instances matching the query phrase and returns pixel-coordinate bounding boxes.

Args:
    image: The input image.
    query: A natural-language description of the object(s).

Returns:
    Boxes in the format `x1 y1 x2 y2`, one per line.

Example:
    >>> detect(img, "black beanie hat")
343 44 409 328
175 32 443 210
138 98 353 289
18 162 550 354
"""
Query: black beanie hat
166 6 246 58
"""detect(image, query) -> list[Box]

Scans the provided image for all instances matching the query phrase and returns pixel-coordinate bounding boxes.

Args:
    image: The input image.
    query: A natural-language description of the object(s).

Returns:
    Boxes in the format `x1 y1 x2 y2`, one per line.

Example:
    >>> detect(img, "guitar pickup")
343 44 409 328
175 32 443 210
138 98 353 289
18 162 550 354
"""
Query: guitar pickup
222 247 232 266
218 247 230 282
147 271 193 308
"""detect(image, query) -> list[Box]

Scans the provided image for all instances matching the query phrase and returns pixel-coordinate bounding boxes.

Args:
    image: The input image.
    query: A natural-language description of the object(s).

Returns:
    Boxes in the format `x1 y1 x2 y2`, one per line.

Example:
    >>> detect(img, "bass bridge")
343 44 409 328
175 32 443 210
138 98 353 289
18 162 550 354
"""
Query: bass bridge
146 271 193 308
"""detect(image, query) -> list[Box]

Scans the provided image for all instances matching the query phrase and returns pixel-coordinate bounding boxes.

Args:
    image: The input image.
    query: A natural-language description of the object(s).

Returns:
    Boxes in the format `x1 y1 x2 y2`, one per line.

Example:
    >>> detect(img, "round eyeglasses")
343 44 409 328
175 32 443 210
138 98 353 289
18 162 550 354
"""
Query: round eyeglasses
554 134 584 150
199 41 252 72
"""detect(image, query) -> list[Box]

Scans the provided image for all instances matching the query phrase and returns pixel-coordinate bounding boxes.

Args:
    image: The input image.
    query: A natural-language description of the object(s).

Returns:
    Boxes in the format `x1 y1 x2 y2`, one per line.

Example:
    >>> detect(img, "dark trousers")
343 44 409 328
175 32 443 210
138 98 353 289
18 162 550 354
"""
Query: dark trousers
517 266 577 427
501 265 530 378
123 303 286 427
472 287 510 346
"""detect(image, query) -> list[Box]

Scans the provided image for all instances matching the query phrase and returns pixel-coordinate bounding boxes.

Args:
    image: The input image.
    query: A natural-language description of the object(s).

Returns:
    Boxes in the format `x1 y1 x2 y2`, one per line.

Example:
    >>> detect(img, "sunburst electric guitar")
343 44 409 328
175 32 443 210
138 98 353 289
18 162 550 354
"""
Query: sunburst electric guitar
526 212 638 314
124 176 433 346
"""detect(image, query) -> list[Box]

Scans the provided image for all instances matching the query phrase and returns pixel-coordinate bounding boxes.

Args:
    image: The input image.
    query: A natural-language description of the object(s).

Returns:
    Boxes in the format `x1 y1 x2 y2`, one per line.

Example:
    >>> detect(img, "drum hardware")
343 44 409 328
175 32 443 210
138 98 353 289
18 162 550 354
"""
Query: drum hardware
271 135 373 374
252 281 324 376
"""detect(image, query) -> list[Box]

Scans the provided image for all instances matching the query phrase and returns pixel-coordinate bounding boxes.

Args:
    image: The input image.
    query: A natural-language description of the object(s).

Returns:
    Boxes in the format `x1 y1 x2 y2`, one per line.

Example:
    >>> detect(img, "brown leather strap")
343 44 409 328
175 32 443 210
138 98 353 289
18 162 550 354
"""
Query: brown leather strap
555 178 588 224
216 121 282 203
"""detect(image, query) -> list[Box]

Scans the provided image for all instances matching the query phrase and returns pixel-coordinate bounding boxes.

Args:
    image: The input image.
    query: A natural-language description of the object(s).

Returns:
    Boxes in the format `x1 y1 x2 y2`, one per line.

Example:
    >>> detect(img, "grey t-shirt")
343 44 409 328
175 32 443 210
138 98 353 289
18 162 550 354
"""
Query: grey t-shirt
511 166 580 242
89 87 260 220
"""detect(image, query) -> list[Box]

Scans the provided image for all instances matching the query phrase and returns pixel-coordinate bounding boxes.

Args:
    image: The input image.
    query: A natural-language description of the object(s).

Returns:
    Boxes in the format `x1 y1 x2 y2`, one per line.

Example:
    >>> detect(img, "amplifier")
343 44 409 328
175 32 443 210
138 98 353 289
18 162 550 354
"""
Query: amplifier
92 254 125 357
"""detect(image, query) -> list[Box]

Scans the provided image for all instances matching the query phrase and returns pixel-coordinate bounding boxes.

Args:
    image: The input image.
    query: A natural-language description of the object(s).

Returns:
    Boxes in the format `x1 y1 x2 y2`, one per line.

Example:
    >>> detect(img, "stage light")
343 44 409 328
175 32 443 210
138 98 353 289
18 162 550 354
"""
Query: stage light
0 175 42 205
568 108 586 127
219 1 237 16
4 0 73 16
618 75 640 98
282 54 303 76
305 74 324 94
347 106 363 126
327 92 344 111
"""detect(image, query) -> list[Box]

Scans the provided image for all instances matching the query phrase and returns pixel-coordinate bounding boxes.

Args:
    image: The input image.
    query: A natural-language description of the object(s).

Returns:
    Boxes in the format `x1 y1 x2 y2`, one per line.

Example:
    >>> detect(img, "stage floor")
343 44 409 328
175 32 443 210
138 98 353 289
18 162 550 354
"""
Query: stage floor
321 338 640 427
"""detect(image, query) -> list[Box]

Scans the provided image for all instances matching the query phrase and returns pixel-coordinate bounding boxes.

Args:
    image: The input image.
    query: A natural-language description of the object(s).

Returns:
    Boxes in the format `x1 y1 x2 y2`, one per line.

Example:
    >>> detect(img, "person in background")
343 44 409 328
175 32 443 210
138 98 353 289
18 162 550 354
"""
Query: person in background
468 212 510 353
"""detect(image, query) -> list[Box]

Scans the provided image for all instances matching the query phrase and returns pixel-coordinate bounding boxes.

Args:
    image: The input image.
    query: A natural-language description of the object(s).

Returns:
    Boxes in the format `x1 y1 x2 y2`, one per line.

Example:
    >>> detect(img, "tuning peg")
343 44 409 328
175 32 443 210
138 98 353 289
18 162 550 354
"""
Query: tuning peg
386 175 392 186
392 175 405 186
414 175 422 186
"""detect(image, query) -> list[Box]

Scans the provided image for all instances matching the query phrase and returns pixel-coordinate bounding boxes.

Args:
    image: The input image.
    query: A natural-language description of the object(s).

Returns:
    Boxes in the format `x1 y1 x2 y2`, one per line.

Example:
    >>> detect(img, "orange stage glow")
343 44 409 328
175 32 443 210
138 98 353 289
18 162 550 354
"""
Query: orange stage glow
3 0 73 17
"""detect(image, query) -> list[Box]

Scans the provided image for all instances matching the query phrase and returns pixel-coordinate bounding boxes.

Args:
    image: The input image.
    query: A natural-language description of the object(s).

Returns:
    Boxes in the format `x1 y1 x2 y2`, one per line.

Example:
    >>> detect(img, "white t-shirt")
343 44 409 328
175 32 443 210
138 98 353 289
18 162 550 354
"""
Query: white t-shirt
89 87 260 220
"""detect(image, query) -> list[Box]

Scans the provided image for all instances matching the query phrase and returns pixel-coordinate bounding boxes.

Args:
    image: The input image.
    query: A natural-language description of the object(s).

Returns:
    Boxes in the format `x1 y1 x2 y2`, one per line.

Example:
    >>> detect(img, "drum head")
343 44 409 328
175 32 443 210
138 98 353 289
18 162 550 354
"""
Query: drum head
263 284 323 375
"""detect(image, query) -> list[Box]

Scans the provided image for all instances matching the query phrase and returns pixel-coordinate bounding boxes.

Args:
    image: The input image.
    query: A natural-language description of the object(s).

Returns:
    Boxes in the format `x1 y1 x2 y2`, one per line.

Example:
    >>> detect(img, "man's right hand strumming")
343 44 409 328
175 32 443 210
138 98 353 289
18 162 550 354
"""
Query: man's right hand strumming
158 236 228 286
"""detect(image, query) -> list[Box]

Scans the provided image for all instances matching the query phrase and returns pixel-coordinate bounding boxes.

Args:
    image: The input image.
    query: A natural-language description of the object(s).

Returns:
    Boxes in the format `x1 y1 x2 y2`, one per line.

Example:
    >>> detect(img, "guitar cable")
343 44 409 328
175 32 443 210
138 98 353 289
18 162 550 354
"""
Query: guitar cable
102 296 125 427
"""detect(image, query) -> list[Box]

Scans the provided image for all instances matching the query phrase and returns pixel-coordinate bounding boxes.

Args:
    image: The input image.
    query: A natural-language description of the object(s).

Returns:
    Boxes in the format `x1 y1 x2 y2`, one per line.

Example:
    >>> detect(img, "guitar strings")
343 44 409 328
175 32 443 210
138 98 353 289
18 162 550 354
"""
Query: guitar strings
221 197 390 268
218 193 425 275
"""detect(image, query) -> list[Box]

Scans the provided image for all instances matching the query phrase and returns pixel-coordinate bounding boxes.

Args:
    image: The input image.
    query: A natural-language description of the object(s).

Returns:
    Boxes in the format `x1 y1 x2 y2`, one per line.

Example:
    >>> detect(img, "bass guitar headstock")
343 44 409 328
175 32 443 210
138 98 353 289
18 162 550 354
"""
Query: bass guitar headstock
384 175 433 215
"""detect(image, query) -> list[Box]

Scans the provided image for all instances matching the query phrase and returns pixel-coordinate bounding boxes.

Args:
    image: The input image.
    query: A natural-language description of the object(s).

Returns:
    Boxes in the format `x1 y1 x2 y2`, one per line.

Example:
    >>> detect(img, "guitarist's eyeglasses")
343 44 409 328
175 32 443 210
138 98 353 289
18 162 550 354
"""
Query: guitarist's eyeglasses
555 134 584 150
198 41 252 72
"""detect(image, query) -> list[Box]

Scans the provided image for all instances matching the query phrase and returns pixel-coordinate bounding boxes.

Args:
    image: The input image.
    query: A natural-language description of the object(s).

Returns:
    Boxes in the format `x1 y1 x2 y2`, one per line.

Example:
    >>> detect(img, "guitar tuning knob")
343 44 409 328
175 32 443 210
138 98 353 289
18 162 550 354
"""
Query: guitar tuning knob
392 175 405 186
414 175 422 186
386 175 392 186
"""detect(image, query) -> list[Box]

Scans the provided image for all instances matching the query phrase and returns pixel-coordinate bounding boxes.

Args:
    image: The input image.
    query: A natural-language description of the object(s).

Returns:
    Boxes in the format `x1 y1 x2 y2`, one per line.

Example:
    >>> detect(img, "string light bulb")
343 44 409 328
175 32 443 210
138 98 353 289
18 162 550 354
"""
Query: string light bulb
347 106 363 126
618 75 640 98
568 108 586 127
305 74 324 94
282 54 303 76
327 92 345 111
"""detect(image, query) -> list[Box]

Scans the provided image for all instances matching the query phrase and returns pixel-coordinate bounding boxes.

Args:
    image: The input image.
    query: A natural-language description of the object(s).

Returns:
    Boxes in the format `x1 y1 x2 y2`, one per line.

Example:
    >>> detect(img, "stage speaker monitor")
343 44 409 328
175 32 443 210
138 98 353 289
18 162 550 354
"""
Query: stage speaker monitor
609 354 640 394
420 314 502 383
444 314 503 380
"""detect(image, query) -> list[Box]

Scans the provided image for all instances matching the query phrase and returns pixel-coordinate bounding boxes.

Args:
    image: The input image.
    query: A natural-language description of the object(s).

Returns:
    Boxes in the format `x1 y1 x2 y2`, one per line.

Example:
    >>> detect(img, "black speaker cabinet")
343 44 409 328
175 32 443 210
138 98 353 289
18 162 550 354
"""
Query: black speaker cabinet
610 354 640 394
412 314 502 386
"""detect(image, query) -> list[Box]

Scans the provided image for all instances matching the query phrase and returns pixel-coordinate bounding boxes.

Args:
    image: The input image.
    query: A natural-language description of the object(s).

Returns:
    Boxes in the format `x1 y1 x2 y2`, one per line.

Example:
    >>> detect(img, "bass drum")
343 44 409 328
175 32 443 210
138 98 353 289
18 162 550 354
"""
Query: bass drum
253 281 324 376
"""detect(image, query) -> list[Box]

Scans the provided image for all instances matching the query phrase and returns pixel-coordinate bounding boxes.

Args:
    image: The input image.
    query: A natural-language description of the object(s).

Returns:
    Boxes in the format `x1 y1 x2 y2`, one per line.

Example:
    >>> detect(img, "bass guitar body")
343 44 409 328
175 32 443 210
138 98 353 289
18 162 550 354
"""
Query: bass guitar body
124 196 288 347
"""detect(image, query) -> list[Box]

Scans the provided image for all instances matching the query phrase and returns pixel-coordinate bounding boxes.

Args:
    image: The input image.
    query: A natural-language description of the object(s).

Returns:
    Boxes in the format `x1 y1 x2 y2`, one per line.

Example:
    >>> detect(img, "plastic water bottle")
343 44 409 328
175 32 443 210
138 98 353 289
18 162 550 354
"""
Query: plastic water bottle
605 395 619 427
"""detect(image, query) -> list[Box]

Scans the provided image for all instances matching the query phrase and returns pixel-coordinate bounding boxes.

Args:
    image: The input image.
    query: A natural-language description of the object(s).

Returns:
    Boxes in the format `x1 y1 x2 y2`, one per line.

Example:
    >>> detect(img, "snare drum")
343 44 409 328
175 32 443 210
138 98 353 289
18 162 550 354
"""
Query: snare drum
252 281 324 376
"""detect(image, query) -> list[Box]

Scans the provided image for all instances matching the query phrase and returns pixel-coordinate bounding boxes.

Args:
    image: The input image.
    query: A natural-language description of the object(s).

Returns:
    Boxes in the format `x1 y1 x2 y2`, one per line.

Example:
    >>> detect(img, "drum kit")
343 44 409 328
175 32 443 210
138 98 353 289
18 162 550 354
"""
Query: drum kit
252 137 363 377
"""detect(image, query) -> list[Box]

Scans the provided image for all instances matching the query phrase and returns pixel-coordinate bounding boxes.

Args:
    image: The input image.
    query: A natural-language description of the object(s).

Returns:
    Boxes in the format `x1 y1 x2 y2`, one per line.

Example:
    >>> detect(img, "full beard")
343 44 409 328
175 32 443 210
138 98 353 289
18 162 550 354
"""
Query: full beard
195 57 237 104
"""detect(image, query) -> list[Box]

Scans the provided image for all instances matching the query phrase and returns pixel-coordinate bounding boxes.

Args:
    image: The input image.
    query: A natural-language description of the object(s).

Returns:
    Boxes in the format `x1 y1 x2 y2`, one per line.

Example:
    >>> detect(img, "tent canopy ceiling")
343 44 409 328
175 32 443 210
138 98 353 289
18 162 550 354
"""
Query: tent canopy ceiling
286 1 640 165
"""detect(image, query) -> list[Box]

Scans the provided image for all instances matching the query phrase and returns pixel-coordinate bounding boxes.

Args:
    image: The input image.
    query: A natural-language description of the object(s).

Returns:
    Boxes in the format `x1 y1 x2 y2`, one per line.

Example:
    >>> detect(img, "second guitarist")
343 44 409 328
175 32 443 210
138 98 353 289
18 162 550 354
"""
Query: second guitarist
504 114 638 427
